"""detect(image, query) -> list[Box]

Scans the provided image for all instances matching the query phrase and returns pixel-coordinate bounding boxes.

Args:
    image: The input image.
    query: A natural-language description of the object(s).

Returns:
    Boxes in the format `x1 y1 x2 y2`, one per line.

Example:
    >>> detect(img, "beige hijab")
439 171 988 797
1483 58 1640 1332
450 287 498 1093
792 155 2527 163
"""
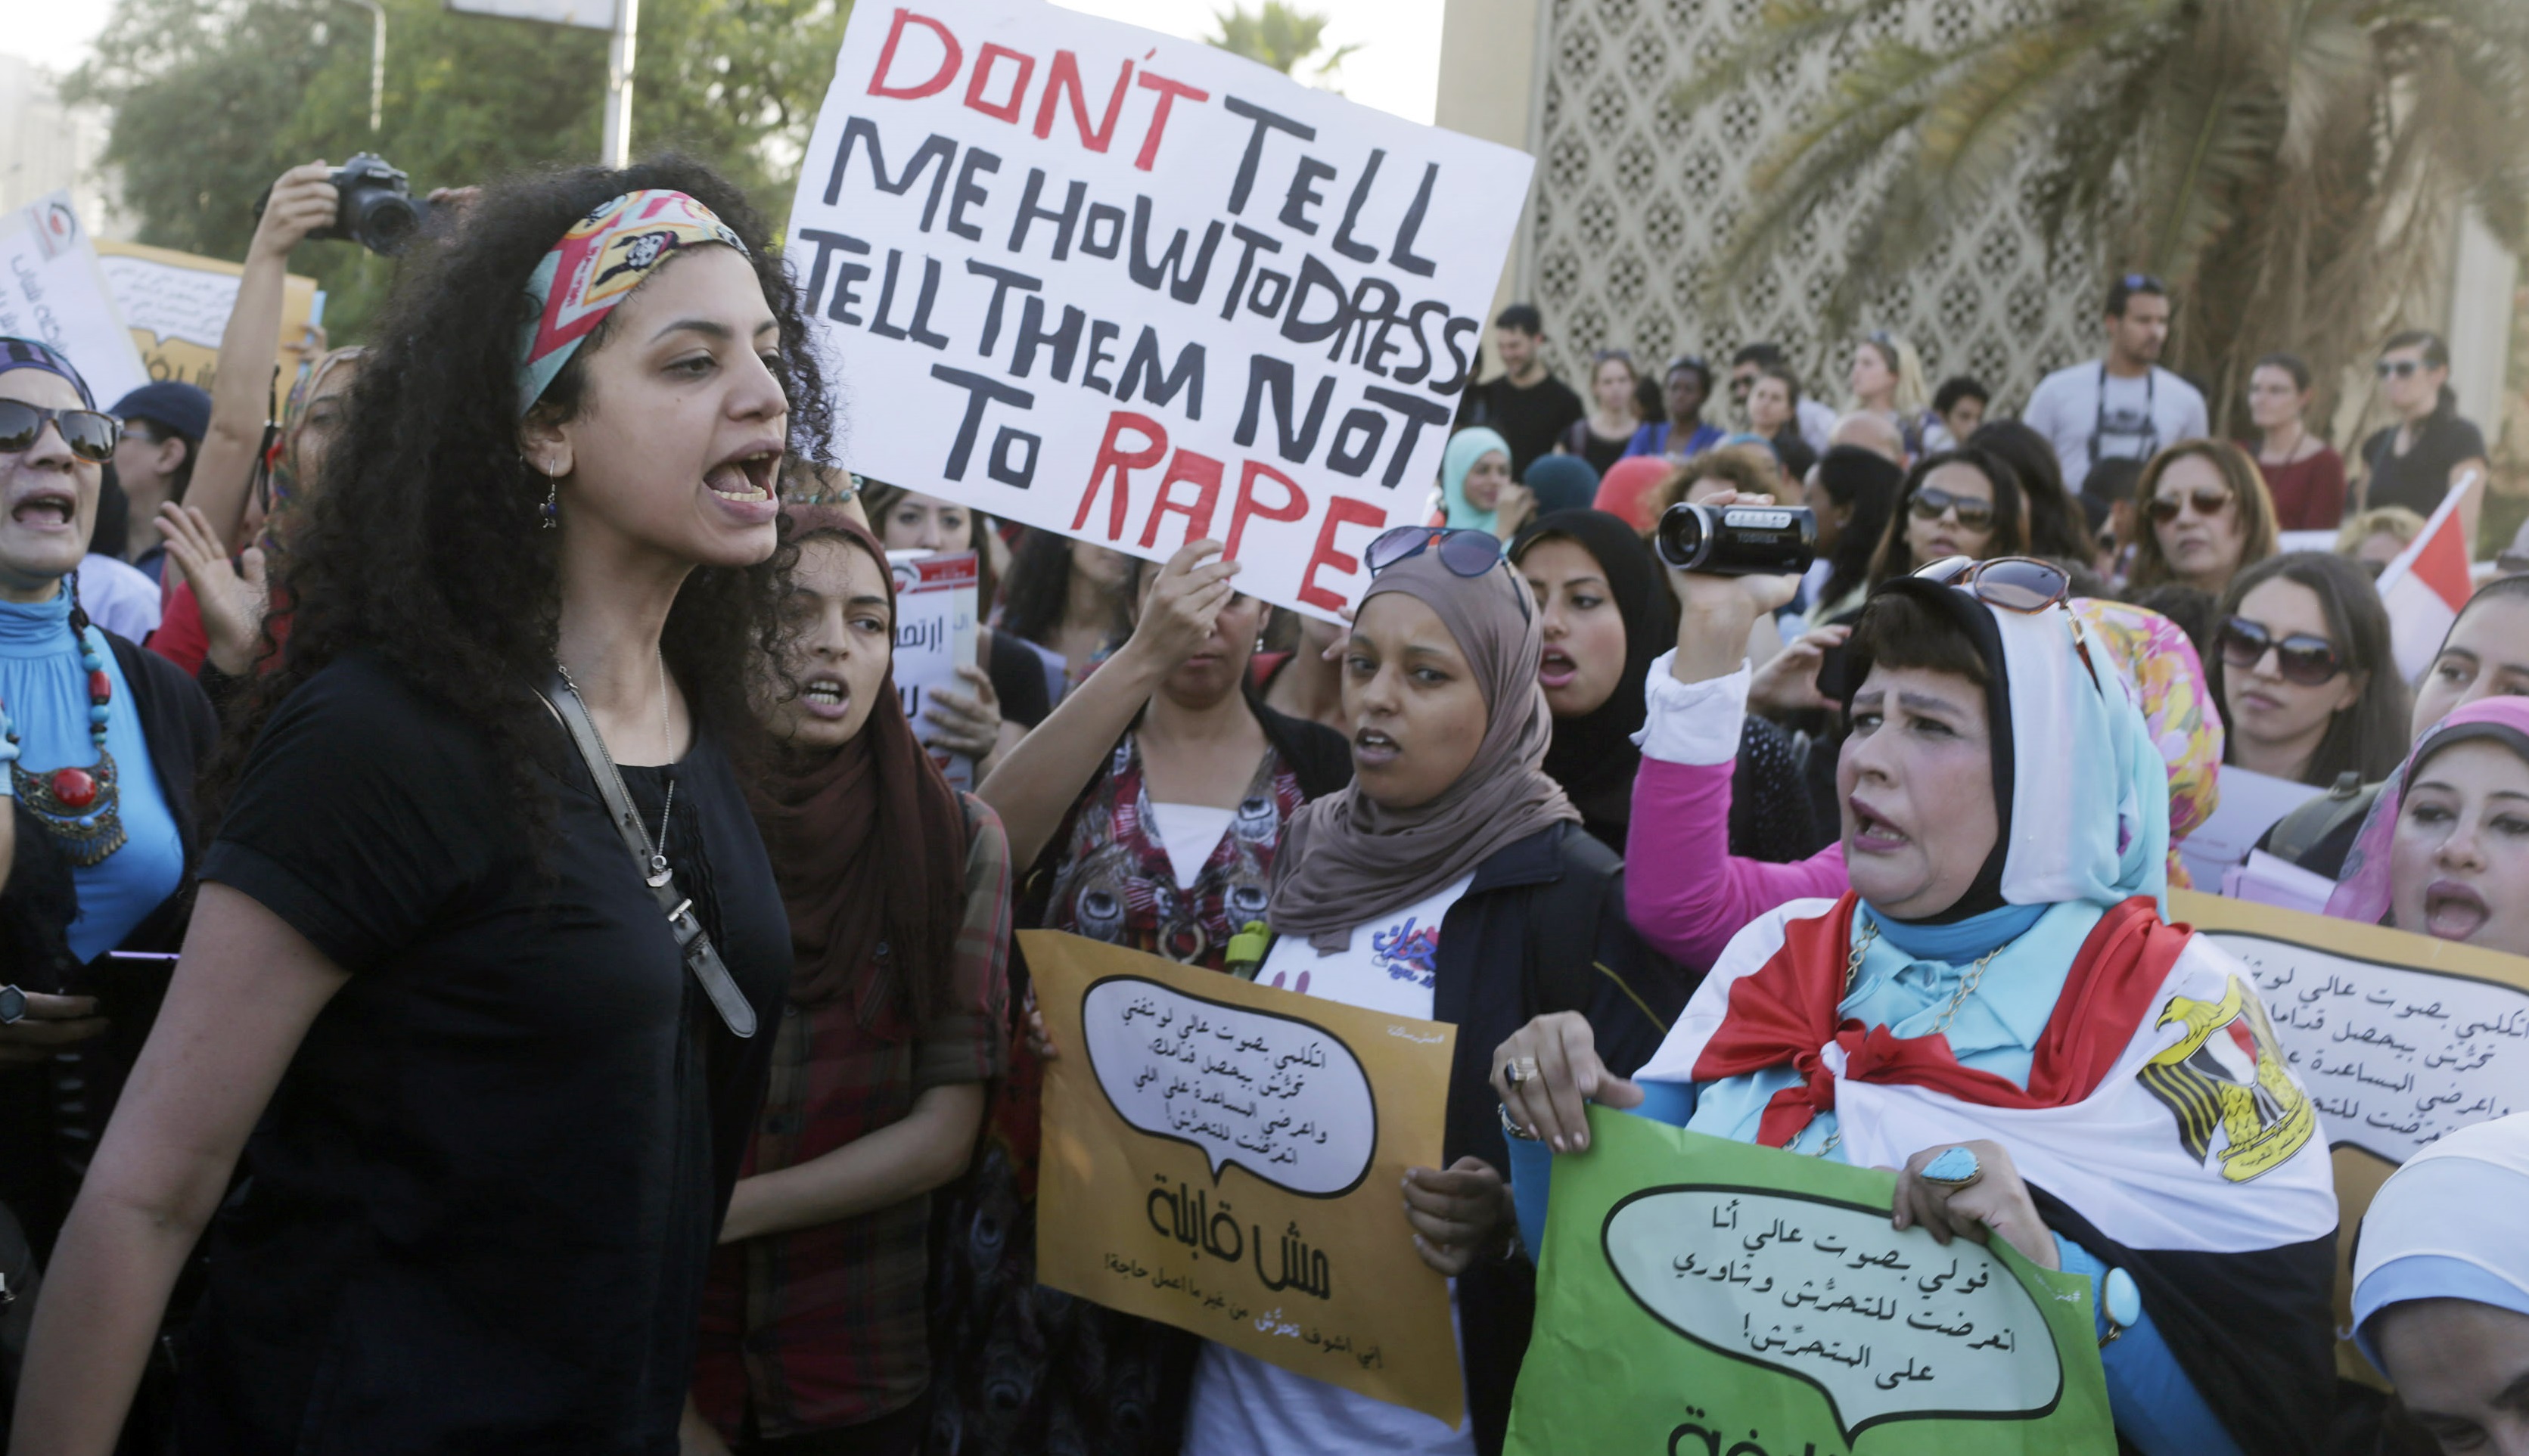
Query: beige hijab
1266 547 1578 952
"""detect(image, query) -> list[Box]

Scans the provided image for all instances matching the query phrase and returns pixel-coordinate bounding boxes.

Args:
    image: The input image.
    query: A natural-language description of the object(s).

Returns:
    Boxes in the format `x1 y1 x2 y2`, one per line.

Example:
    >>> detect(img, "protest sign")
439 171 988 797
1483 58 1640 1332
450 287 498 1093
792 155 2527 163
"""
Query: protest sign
786 0 1533 619
2170 889 2529 1380
1024 928 1464 1424
2173 765 2322 892
93 240 320 392
887 548 980 787
1507 1110 2113 1455
0 193 149 405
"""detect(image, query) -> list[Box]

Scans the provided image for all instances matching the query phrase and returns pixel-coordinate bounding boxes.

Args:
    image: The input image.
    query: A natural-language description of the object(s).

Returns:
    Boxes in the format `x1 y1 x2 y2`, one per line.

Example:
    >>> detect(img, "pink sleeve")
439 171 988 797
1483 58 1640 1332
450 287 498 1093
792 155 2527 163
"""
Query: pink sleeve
1626 754 1846 968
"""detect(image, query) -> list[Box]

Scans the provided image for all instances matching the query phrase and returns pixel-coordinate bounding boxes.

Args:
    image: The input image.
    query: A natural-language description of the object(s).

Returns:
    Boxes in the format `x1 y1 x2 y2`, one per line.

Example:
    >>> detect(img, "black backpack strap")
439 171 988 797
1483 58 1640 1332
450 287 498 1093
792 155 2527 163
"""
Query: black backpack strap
2264 775 2377 868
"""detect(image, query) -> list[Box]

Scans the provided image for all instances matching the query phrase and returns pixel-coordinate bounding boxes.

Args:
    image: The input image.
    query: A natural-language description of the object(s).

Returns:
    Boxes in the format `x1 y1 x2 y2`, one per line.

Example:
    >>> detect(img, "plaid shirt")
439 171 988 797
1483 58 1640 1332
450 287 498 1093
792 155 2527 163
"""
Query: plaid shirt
693 793 1011 1437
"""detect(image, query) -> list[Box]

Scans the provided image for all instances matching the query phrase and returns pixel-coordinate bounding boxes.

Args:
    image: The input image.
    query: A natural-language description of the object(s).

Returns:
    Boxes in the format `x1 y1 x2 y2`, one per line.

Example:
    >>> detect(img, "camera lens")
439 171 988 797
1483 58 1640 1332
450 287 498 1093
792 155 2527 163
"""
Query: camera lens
356 194 424 255
1655 504 1711 570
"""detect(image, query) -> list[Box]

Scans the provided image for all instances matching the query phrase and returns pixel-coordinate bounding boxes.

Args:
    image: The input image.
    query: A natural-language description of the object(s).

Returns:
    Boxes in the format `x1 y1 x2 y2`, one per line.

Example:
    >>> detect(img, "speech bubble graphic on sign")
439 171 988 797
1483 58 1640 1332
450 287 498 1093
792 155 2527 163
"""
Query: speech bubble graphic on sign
1078 975 1378 1197
1602 1186 2067 1445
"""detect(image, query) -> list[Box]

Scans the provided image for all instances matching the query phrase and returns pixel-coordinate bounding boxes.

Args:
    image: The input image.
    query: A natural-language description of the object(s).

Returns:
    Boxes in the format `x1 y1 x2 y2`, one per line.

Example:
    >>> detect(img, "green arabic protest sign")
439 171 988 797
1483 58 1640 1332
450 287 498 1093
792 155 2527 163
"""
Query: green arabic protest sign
1506 1110 2114 1455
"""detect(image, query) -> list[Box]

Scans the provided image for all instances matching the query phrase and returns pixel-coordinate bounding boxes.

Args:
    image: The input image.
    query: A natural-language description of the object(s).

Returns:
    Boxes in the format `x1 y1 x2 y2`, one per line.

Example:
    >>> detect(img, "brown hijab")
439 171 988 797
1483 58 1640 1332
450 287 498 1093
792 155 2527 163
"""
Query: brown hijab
1266 545 1577 952
747 511 968 1023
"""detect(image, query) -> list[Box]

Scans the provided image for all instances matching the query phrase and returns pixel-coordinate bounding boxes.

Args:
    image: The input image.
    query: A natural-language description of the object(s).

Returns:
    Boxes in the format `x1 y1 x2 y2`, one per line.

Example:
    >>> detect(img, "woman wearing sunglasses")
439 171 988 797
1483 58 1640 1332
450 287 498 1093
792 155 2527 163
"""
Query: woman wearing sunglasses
0 339 216 1274
2125 439 2278 601
2204 552 2407 790
1864 447 2030 588
1180 526 1681 1456
2360 331 2489 523
1494 555 2338 1456
946 539 1349 1453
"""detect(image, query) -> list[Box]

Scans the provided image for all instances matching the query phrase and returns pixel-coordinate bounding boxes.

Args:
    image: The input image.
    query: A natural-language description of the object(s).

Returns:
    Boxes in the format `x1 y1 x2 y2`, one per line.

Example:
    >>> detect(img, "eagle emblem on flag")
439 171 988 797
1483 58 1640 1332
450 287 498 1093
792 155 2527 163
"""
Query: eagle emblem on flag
2139 976 2317 1181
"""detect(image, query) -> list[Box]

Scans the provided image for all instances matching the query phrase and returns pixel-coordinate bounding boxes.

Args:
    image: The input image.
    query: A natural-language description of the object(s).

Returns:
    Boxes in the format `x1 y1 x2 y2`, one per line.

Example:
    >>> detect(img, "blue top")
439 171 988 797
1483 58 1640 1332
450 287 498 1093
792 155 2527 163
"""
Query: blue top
0 587 183 960
1623 421 1723 461
1682 899 2082 1157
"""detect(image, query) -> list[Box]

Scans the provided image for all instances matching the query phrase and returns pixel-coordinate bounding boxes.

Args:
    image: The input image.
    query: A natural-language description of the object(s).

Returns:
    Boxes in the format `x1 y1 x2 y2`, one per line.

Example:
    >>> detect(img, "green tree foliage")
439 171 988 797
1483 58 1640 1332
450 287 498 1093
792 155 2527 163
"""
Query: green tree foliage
67 0 853 340
1208 2 1356 83
1681 0 2529 429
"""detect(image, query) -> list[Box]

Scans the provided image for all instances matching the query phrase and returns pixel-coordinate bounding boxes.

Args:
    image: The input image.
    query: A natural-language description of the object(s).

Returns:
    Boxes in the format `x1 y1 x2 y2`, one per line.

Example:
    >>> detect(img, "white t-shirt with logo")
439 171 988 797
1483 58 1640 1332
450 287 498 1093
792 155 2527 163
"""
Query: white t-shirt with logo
1183 876 1477 1456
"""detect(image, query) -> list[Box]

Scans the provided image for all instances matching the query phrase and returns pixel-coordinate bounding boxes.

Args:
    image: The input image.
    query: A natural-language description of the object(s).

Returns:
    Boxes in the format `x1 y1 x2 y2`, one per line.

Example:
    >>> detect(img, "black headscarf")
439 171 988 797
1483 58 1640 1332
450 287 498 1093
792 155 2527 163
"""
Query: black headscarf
1511 509 1674 848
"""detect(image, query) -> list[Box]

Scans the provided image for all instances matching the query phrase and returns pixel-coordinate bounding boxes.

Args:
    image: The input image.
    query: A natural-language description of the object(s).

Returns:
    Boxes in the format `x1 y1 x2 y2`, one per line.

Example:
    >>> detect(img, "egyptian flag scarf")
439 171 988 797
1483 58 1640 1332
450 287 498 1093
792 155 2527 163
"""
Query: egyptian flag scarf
1633 587 2341 1453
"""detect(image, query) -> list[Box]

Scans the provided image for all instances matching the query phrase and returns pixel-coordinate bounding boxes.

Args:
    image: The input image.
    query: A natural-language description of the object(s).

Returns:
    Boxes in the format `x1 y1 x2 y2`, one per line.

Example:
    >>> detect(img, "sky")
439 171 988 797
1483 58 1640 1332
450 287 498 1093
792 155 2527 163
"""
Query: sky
9 0 1445 124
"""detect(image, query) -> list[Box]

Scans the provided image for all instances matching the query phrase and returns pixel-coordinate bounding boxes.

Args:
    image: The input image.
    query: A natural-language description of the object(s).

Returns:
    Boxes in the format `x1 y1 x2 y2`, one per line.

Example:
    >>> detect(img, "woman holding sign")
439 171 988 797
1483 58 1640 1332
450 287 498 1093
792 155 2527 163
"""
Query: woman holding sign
1495 556 2341 1454
685 508 1008 1456
1183 527 1685 1456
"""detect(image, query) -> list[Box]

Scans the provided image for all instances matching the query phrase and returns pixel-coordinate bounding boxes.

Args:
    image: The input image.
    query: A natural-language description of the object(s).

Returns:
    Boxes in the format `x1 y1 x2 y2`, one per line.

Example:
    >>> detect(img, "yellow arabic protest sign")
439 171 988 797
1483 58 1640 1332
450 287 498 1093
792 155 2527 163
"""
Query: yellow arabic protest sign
2171 889 2529 1383
1024 929 1464 1426
92 240 318 391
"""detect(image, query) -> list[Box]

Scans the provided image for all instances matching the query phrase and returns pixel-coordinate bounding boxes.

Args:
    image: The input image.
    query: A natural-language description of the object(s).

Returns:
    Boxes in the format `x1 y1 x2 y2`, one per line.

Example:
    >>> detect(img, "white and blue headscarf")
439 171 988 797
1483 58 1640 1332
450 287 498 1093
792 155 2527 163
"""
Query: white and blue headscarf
2353 1112 2529 1370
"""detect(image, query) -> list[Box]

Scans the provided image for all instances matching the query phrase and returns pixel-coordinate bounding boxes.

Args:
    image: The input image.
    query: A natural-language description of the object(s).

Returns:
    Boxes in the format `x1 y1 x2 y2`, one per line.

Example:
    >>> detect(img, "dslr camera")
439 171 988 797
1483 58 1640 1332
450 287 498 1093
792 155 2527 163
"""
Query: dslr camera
302 154 433 256
1654 501 1816 576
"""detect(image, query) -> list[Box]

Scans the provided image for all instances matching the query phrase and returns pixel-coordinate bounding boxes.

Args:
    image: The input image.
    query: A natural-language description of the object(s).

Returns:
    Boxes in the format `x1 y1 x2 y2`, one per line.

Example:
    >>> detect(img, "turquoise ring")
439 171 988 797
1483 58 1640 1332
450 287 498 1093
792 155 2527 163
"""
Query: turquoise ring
1919 1146 1981 1189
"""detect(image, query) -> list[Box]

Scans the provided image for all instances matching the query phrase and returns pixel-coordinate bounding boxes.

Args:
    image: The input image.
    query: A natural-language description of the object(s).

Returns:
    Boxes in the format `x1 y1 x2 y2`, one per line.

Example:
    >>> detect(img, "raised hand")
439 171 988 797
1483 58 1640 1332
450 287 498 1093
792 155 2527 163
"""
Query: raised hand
157 503 269 678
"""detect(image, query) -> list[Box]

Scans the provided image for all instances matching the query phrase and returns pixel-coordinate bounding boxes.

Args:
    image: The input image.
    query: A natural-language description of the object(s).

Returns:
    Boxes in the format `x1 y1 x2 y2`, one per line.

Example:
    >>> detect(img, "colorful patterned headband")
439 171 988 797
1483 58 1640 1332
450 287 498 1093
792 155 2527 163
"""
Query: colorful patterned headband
514 190 749 416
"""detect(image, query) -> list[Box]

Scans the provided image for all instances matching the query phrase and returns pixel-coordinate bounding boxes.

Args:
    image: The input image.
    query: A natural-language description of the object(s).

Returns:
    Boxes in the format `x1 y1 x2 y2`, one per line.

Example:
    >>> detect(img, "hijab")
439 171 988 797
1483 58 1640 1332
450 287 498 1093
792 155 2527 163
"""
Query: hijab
1267 545 1578 952
2324 696 2529 927
1511 509 1671 846
0 337 95 406
2352 1111 2529 1370
1440 427 1512 532
1524 453 1601 516
2073 598 2224 882
1593 455 1676 532
1850 576 2170 948
746 511 970 1022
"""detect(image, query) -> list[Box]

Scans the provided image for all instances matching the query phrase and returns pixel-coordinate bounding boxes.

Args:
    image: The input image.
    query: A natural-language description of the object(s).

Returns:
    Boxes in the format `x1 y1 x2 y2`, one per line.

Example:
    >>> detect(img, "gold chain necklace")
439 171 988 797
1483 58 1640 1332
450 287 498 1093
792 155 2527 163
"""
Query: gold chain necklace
1802 920 2009 1160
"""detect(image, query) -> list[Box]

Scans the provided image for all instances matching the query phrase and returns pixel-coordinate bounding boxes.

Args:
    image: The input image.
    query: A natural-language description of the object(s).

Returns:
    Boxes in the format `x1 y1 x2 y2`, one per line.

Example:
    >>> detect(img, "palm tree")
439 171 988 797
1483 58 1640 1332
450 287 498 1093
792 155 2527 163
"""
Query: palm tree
1209 2 1359 85
1683 0 2529 432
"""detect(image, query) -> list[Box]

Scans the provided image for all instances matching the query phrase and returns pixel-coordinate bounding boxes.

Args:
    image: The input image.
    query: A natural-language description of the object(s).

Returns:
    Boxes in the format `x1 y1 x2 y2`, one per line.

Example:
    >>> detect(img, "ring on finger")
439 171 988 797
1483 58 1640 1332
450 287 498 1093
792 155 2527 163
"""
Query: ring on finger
1918 1145 1982 1191
0 986 25 1026
1502 1054 1539 1087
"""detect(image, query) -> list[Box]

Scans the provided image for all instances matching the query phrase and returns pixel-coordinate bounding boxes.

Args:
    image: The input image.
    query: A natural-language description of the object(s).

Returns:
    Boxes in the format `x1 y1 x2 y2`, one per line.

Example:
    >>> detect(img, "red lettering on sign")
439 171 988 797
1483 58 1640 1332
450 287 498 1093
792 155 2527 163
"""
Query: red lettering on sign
1076 411 1169 539
1033 51 1133 152
1132 72 1210 171
1139 449 1226 548
1225 461 1307 560
1298 498 1386 613
963 42 1035 123
868 9 962 101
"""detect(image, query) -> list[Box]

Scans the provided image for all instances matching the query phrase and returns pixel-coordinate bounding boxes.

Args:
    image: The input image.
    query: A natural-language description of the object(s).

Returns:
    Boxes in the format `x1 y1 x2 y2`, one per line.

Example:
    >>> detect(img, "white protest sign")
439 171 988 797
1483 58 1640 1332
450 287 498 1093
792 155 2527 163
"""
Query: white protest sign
888 548 980 787
787 0 1533 619
1602 1187 2066 1445
0 194 149 406
2176 764 2323 892
1078 975 1378 1197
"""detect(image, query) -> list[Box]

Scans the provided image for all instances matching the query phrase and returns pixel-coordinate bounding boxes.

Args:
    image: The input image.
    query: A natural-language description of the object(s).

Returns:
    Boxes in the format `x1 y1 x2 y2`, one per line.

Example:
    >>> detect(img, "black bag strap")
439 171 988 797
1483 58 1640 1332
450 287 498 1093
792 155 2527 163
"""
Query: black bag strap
539 675 756 1038
2265 775 2377 868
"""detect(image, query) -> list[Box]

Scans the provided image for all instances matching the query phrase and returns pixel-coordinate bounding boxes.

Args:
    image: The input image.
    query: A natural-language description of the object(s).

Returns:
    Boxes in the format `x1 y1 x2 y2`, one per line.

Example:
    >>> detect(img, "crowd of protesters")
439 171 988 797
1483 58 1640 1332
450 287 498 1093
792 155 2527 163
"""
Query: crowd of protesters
0 152 2524 1456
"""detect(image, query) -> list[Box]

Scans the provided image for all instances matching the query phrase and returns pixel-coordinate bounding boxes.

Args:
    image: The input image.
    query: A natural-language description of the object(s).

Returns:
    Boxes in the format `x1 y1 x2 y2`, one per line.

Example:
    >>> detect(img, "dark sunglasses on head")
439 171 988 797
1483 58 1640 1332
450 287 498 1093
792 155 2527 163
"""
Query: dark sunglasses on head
1364 526 1527 622
2219 616 2344 686
2146 487 2232 524
0 399 119 463
1908 485 1994 531
2376 359 2424 379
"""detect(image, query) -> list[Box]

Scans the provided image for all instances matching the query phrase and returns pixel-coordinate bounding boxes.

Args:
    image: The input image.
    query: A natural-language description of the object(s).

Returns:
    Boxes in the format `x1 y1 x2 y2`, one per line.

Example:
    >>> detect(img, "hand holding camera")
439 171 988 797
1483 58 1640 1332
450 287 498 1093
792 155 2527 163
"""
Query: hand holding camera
250 161 340 262
1660 491 1811 685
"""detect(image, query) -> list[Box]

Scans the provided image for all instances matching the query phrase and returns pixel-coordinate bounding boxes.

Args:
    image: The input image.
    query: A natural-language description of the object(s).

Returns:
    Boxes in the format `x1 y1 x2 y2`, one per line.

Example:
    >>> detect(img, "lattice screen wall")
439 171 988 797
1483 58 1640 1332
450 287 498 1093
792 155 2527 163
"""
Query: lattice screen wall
1525 0 2105 411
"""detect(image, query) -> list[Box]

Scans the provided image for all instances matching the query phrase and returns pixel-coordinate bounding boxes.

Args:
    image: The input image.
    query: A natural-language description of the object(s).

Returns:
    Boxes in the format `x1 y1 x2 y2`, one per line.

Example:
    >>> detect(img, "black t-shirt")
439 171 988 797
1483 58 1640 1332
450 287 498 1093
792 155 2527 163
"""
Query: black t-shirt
179 653 788 1454
1454 371 1586 480
2361 413 2487 517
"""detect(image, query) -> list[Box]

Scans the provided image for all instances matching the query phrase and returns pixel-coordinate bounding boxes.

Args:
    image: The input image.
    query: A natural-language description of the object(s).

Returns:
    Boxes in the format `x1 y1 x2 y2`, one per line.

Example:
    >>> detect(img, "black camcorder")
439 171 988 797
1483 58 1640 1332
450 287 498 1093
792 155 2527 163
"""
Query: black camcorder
257 153 431 256
1654 501 1817 576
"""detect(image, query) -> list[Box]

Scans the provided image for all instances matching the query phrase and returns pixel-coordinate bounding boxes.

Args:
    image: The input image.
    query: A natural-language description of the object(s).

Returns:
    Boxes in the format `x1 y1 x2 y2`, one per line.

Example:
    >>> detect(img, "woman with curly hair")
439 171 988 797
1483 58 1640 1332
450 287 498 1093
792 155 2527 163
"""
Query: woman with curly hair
12 157 822 1453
